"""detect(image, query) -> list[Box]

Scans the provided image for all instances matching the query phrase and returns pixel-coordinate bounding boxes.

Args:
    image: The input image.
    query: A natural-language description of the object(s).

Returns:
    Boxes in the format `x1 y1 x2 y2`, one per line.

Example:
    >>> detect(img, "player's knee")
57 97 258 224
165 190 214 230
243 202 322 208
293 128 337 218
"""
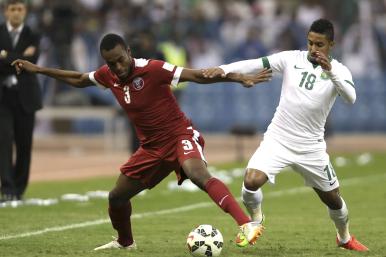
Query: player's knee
188 169 211 190
190 175 208 190
244 170 266 191
108 190 128 207
320 190 342 210
327 195 343 210
243 178 259 191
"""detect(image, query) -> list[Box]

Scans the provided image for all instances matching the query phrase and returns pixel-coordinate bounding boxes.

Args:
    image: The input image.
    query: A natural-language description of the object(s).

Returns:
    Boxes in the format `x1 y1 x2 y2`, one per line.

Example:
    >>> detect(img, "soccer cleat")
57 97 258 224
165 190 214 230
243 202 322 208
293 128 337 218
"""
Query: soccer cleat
235 231 249 247
336 236 369 251
94 238 137 251
235 220 265 247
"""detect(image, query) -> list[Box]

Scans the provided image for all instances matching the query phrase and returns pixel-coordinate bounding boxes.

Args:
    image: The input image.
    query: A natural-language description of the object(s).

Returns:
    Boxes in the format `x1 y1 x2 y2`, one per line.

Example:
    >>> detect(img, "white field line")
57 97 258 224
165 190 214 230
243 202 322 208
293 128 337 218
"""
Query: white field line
1 173 385 241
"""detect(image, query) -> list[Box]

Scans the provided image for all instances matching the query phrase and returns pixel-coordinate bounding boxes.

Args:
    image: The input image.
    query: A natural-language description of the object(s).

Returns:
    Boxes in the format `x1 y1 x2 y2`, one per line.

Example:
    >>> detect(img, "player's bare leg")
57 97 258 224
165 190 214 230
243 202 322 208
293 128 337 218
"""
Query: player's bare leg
94 174 146 250
314 187 368 251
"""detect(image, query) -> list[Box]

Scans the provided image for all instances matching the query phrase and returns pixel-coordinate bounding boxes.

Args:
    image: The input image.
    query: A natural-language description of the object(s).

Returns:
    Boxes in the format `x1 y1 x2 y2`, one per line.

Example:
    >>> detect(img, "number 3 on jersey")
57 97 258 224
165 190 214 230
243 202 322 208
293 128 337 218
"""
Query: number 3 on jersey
182 140 193 151
123 86 131 104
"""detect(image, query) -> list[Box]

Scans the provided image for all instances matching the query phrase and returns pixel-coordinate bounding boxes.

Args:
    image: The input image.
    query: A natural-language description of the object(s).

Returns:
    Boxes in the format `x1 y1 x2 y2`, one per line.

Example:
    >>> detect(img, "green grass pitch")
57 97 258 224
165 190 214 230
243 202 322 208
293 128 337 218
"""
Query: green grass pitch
0 152 385 257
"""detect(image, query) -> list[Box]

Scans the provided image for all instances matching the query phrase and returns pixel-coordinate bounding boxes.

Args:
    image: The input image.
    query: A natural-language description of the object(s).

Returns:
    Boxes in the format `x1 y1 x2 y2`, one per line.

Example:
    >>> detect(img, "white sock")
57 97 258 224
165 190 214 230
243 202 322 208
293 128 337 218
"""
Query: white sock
328 197 350 244
241 183 263 223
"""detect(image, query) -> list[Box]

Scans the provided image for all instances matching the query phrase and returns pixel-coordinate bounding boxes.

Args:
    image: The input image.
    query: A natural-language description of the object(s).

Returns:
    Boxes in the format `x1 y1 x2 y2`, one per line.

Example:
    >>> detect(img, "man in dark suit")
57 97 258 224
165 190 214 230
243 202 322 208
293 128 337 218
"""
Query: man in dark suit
0 0 41 201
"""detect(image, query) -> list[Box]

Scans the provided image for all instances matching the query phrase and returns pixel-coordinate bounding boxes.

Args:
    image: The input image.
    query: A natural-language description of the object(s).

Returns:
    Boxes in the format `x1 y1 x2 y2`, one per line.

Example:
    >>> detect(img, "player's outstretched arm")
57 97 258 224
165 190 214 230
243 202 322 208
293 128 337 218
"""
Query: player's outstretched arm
201 67 226 79
180 68 271 87
11 59 94 88
229 69 272 87
205 59 265 77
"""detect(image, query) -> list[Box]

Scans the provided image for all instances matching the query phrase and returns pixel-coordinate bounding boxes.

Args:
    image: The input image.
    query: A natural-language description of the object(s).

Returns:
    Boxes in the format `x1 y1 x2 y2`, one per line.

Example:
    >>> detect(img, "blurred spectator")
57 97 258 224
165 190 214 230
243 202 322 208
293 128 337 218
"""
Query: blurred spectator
131 30 165 60
231 26 268 60
49 0 76 70
274 10 307 51
295 0 325 30
372 0 386 72
324 0 358 35
0 0 385 134
0 0 42 201
342 0 382 77
159 29 189 102
187 0 221 40
189 36 223 69
45 0 80 106
219 2 251 57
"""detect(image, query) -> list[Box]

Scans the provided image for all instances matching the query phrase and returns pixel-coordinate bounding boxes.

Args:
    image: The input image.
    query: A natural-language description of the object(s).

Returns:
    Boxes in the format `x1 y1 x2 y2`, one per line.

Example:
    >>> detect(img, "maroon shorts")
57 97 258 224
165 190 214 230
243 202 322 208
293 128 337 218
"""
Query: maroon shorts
120 127 206 188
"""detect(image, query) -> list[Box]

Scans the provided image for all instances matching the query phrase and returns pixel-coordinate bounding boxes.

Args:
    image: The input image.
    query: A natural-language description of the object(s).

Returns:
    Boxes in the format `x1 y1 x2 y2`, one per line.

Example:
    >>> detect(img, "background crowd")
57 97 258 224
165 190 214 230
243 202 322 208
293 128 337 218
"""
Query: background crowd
1 0 385 133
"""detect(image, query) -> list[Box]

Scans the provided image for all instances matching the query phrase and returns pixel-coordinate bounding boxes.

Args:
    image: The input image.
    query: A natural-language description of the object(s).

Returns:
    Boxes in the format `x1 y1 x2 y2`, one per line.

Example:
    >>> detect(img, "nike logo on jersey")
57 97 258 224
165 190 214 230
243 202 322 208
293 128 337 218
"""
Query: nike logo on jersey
294 65 305 69
218 195 229 206
113 83 119 87
183 151 194 155
329 180 337 186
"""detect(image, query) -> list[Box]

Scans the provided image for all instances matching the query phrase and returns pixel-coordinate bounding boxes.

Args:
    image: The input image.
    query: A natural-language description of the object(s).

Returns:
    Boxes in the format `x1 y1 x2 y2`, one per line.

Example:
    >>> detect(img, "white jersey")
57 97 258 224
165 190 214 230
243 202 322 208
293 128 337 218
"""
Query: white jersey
220 50 356 145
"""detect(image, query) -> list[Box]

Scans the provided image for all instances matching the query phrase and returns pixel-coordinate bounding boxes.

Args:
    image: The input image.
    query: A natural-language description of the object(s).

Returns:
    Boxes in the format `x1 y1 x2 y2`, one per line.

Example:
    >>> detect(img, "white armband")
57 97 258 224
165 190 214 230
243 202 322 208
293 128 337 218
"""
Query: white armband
89 72 108 89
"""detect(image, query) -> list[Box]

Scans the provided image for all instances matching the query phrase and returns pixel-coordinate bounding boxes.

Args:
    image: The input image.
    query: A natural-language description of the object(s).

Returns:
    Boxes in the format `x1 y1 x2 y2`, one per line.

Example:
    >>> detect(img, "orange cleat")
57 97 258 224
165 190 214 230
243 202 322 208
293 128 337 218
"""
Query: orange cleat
336 236 369 252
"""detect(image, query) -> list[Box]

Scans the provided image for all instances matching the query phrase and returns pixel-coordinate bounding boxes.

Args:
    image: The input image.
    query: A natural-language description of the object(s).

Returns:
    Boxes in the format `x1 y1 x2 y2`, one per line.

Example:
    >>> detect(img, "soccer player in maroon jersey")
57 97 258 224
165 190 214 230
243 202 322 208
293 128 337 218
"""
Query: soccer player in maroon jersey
12 33 271 251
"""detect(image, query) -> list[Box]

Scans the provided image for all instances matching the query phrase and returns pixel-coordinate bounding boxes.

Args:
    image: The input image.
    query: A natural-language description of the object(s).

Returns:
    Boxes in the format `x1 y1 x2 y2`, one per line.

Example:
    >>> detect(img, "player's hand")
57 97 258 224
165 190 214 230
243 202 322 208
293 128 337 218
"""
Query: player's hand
11 59 39 74
239 68 272 88
202 67 226 78
314 51 331 71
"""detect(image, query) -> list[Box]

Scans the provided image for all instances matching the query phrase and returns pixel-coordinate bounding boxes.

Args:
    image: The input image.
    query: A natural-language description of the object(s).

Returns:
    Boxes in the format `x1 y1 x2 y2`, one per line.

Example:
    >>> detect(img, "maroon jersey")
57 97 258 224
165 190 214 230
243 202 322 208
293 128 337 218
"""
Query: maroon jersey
89 58 192 146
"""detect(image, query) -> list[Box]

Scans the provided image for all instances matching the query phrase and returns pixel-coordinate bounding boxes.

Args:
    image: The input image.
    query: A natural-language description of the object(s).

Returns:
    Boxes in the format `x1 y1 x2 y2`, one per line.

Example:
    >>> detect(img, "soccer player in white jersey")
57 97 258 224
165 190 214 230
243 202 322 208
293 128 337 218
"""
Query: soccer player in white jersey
203 19 368 251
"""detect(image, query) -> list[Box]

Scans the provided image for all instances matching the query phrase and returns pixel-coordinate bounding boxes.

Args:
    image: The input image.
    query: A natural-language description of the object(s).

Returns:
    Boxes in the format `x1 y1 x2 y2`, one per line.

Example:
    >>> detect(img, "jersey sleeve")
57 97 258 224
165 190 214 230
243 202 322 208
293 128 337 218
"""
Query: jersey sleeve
325 63 356 104
148 60 183 87
219 51 292 75
88 65 110 89
265 51 294 73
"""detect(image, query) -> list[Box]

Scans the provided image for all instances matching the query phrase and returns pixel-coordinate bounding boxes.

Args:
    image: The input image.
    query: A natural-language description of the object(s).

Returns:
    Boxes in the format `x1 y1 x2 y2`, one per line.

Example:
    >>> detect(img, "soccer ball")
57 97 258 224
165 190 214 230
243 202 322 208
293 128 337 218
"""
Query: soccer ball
186 224 224 257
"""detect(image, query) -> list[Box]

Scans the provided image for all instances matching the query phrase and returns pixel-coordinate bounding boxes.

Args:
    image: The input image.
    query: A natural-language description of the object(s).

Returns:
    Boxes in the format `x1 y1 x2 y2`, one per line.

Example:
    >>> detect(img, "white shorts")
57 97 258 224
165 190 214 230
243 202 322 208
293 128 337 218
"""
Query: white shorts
247 135 339 191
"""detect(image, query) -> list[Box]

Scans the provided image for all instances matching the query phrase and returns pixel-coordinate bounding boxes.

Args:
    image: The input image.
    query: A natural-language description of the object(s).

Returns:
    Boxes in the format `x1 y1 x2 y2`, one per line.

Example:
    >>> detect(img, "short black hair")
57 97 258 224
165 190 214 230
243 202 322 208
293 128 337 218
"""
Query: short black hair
309 19 334 41
99 33 128 53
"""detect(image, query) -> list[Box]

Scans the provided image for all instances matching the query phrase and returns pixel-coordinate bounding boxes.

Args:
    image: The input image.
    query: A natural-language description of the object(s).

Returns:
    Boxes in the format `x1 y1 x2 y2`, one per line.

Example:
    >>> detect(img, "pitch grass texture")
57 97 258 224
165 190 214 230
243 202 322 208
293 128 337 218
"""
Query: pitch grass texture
0 153 385 257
